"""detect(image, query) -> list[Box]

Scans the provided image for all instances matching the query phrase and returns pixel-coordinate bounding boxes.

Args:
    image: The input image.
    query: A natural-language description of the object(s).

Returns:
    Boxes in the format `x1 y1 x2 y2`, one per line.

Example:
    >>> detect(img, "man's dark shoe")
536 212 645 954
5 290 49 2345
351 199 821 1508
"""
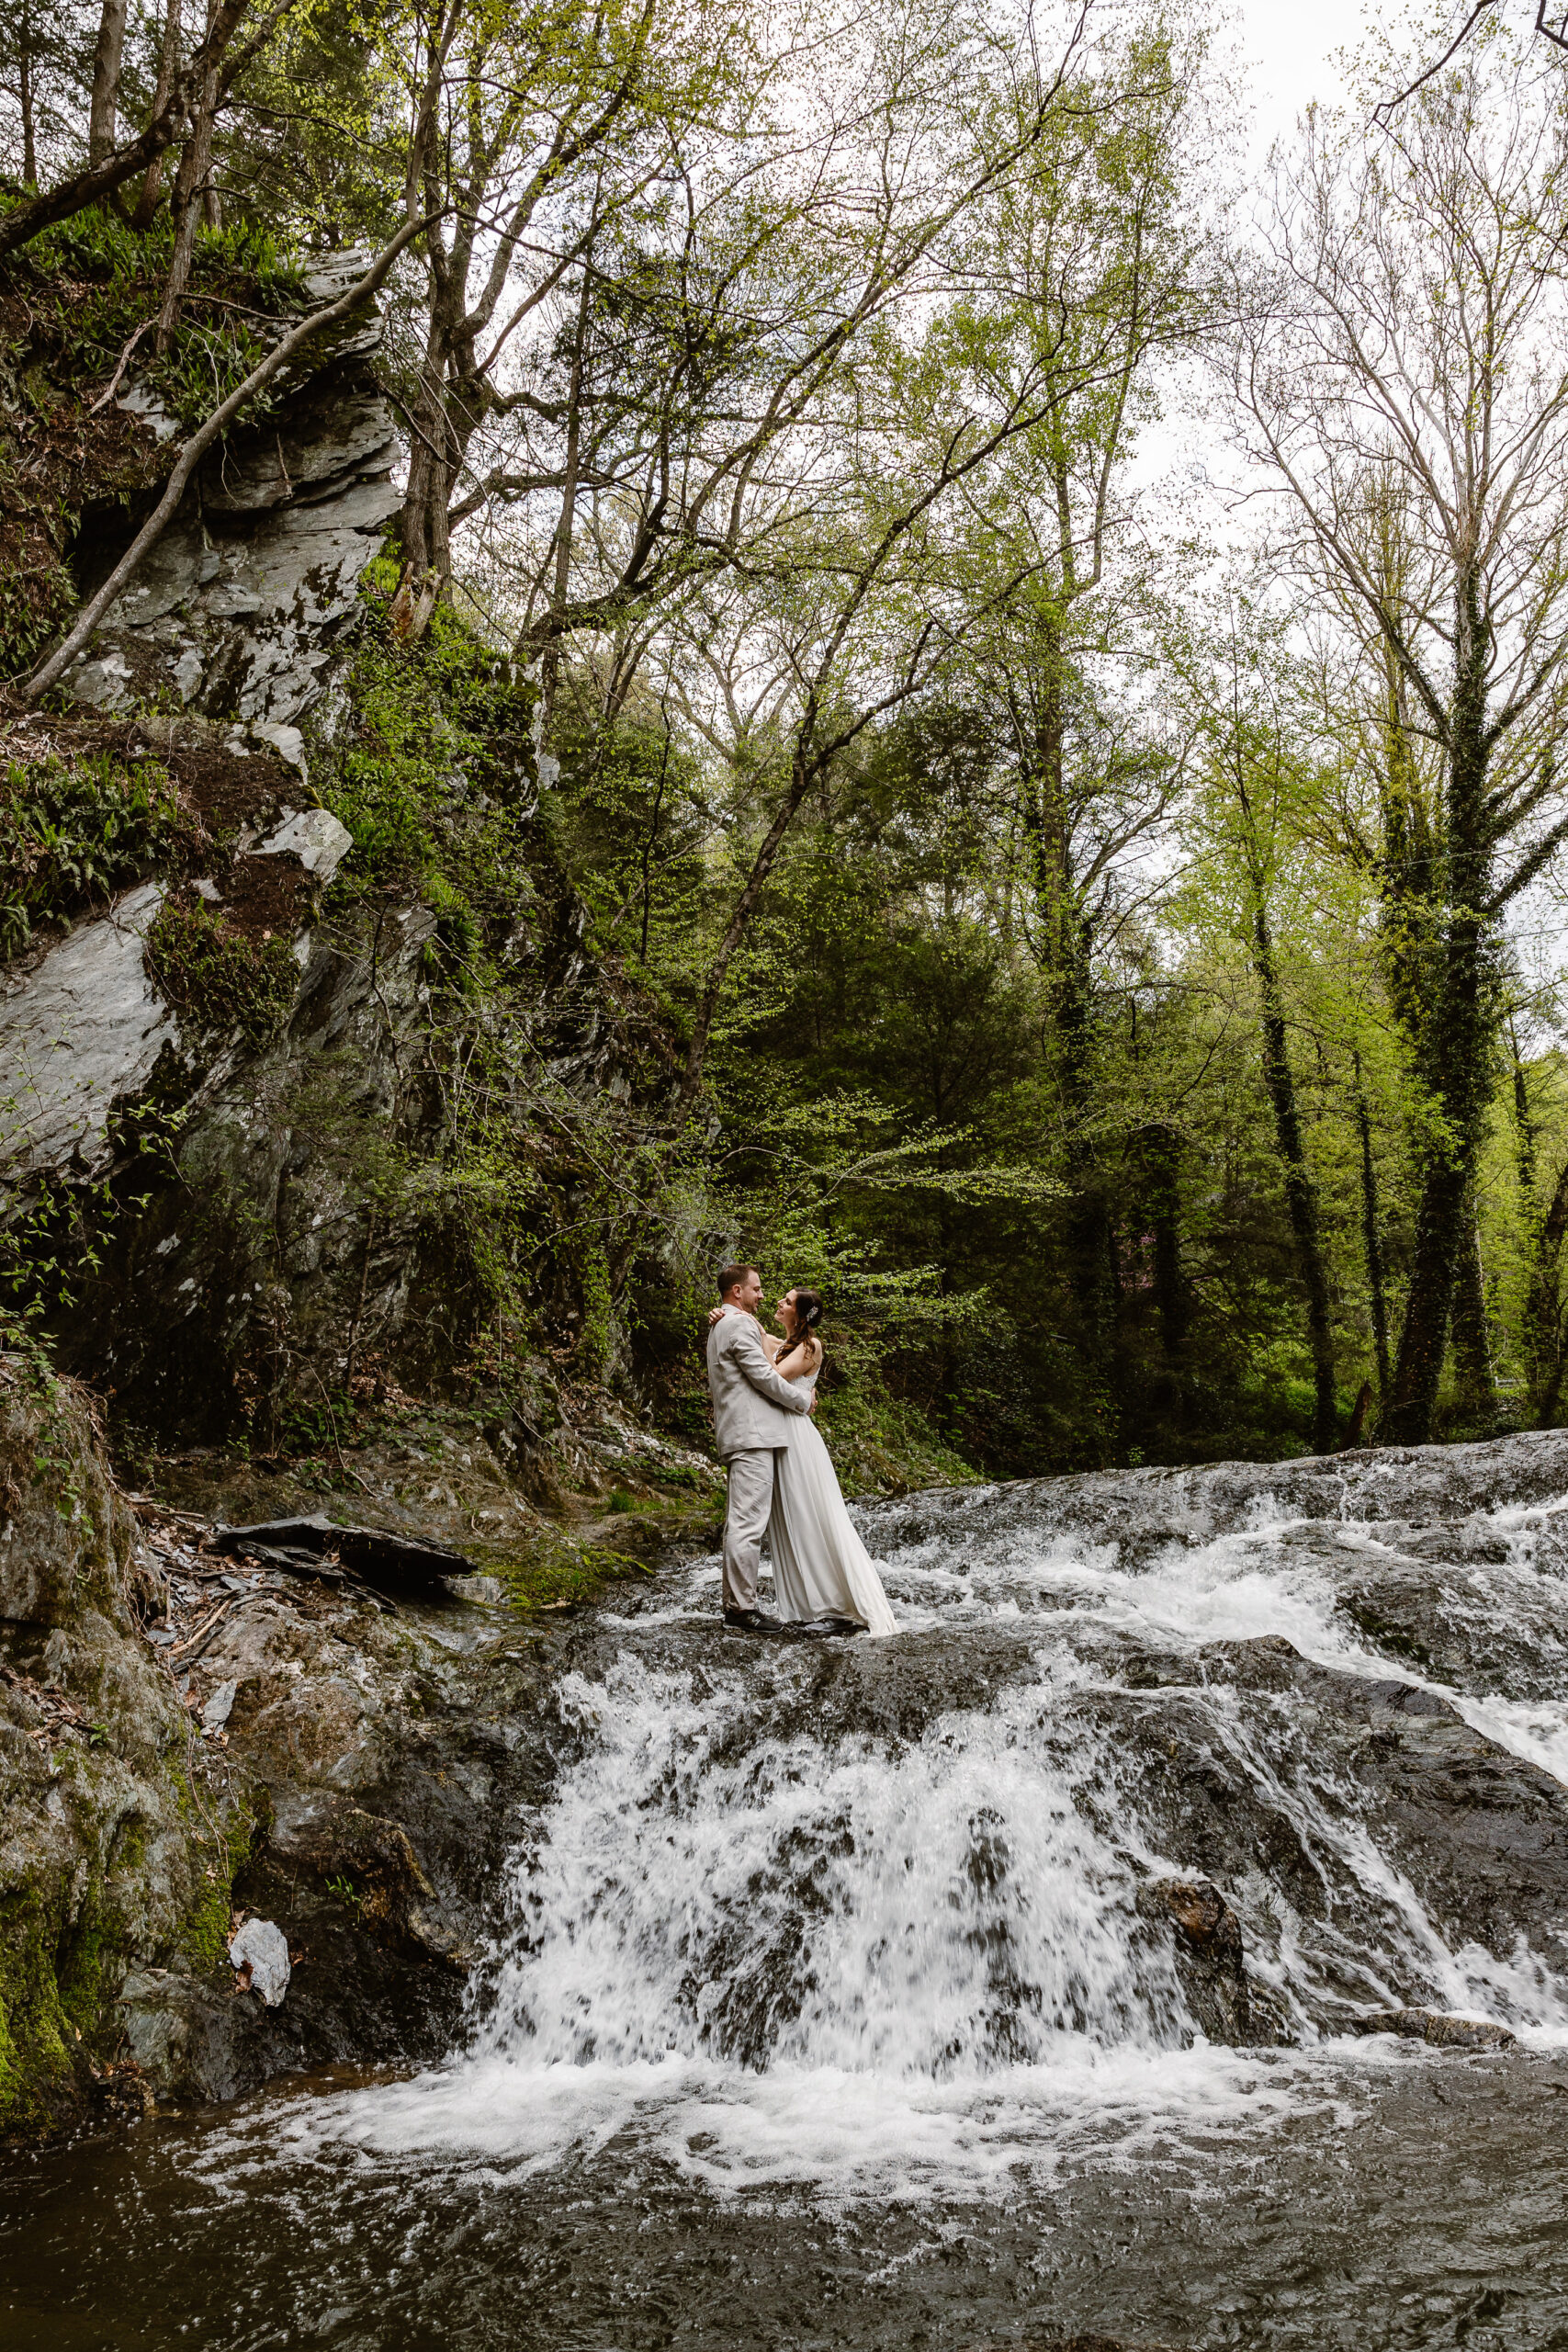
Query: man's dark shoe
723 1607 769 1633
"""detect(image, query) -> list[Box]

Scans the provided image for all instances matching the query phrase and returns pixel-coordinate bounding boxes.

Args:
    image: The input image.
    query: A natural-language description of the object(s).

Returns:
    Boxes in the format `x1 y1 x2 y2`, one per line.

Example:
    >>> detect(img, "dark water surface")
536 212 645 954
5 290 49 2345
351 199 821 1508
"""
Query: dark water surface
3 2045 1567 2350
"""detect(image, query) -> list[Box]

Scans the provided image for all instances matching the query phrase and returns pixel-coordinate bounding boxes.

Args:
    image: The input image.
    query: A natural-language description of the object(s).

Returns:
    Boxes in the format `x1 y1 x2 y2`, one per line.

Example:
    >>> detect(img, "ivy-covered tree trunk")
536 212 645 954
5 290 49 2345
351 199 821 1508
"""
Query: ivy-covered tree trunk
1450 1206 1497 1427
1384 577 1496 1445
1353 1061 1392 1410
1525 1159 1568 1426
1019 649 1116 1384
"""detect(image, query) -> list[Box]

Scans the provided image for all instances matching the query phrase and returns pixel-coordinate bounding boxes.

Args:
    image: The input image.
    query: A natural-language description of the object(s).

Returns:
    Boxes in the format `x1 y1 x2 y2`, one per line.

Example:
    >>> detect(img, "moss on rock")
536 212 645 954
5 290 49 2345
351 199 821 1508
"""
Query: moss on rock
144 892 300 1046
0 1357 244 2137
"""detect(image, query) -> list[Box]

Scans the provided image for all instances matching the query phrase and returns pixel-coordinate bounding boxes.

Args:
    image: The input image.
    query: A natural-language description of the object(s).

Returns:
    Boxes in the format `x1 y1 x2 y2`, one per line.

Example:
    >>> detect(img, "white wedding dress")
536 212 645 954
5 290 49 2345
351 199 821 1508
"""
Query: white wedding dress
767 1368 899 1635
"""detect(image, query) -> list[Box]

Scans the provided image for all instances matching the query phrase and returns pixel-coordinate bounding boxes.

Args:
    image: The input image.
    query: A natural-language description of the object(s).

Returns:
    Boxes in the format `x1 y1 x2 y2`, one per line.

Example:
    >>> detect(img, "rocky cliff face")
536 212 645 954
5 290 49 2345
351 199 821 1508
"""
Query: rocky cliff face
2 249 677 1459
0 1350 696 2127
63 251 401 768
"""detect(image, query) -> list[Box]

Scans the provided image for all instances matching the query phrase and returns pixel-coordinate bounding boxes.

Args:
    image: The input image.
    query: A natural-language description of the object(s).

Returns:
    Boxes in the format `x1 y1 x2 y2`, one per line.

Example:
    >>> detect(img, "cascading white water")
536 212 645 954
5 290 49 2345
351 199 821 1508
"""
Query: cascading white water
477 1658 1191 2075
869 1486 1568 1780
293 1465 1568 2201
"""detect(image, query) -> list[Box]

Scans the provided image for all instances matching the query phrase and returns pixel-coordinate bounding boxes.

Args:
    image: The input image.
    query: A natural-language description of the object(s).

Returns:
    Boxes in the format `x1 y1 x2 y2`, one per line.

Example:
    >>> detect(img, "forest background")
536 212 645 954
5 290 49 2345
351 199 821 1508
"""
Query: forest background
7 0 1568 1483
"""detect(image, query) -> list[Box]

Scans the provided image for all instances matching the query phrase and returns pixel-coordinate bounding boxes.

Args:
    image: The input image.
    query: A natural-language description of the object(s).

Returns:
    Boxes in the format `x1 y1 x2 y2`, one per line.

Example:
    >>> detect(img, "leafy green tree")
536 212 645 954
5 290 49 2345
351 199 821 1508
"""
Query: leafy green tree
1231 24 1568 1442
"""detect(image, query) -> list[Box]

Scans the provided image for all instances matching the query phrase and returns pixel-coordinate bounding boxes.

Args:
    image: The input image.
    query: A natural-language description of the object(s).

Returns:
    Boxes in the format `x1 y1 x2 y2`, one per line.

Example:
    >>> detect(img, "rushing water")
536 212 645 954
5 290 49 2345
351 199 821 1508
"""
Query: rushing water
7 1444 1568 2349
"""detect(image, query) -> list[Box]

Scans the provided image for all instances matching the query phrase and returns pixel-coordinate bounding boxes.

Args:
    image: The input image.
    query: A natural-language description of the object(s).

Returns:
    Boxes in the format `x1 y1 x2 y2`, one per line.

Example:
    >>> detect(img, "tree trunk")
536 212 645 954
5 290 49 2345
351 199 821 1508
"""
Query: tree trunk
1143 1119 1189 1430
155 22 220 354
1508 1035 1563 1420
88 0 130 165
1353 1059 1392 1409
131 0 184 228
19 17 37 187
1529 1159 1568 1426
396 306 455 575
1253 905 1337 1457
1384 569 1495 1445
1057 912 1114 1367
1019 633 1115 1373
536 257 592 734
1449 1207 1496 1426
1147 1129 1190 1366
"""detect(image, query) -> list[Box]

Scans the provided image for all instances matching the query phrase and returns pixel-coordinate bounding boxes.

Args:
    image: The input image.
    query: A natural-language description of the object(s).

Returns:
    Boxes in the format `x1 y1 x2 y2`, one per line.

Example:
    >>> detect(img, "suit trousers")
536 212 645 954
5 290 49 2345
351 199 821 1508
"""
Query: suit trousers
722 1447 784 1611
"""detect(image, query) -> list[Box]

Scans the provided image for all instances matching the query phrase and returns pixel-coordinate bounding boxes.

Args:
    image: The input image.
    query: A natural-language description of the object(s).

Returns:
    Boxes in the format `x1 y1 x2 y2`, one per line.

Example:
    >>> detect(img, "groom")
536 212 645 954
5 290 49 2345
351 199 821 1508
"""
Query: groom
705 1261 811 1631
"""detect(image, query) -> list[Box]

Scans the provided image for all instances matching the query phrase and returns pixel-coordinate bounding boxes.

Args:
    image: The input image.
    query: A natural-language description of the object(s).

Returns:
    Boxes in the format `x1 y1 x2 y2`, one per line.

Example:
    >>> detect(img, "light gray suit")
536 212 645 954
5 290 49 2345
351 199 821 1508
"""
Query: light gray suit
706 1306 810 1611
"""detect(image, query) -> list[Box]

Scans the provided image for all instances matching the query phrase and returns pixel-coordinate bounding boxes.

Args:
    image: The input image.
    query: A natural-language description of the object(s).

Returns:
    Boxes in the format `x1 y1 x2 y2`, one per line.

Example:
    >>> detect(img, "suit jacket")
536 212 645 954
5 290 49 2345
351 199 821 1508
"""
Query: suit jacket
706 1306 810 1459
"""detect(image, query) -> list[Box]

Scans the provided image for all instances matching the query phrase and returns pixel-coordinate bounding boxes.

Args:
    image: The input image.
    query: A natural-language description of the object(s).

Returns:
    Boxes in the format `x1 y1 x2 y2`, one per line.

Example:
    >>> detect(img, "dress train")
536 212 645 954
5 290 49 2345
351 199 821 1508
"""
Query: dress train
767 1373 898 1635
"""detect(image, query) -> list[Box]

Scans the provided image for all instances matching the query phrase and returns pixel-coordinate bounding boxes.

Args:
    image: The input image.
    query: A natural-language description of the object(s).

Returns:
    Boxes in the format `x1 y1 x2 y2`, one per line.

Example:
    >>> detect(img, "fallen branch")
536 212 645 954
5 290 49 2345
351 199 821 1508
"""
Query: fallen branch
88 317 155 413
21 212 434 706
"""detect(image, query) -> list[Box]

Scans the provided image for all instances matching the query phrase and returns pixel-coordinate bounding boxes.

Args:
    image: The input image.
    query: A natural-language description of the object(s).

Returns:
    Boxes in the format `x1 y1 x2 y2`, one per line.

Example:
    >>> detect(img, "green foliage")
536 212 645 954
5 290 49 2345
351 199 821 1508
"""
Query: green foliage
548 703 710 990
19 207 304 423
319 571 537 945
1 1104 187 1360
812 1385 980 1499
144 896 299 1047
0 752 181 958
0 207 309 675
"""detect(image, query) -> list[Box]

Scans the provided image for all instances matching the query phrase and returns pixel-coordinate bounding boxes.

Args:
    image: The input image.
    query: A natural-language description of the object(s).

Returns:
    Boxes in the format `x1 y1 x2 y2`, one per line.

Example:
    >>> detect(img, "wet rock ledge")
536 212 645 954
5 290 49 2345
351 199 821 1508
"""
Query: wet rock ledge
0 1354 597 2130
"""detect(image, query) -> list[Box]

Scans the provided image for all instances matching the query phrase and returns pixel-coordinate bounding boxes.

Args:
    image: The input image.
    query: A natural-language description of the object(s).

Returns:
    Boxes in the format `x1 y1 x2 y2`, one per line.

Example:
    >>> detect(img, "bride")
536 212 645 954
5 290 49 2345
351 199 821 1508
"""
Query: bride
710 1285 898 1636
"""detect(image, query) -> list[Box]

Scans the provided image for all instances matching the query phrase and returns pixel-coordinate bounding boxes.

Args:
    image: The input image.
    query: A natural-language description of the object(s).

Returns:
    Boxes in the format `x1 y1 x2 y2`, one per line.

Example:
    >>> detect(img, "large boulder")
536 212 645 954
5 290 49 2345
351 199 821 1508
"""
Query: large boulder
0 1360 220 2133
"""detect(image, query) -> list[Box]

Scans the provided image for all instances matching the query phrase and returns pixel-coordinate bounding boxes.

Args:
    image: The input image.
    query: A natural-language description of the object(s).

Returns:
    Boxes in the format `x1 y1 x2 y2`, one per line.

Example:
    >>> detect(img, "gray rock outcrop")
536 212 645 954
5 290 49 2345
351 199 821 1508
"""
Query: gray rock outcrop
0 1363 214 2132
0 880 175 1180
69 251 400 771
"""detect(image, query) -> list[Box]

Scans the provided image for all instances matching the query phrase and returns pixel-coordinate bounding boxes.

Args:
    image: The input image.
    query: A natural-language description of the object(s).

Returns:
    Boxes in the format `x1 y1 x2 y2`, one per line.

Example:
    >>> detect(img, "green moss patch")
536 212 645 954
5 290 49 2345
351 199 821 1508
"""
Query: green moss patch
490 1528 656 1616
0 1885 85 2135
144 893 299 1046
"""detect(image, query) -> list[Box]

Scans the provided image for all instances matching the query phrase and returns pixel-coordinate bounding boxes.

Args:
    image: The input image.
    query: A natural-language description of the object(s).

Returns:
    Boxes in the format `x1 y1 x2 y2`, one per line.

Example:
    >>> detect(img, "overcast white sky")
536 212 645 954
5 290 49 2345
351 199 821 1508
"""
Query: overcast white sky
1230 0 1394 148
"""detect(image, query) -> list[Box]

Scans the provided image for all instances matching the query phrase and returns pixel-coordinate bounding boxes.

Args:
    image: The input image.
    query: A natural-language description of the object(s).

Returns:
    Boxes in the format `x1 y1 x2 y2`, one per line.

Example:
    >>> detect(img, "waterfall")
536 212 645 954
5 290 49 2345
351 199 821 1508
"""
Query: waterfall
289 1449 1568 2200
477 1659 1192 2075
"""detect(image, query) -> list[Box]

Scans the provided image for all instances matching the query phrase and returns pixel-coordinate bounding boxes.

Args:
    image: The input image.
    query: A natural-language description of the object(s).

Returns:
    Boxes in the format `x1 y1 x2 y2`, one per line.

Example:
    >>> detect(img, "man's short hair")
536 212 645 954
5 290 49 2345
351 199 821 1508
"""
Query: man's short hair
716 1261 757 1298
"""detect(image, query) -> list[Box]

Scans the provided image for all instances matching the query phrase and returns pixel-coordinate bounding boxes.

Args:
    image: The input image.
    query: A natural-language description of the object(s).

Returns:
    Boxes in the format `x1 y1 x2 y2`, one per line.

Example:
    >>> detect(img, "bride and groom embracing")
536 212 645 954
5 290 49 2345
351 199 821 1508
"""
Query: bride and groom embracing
705 1262 897 1638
